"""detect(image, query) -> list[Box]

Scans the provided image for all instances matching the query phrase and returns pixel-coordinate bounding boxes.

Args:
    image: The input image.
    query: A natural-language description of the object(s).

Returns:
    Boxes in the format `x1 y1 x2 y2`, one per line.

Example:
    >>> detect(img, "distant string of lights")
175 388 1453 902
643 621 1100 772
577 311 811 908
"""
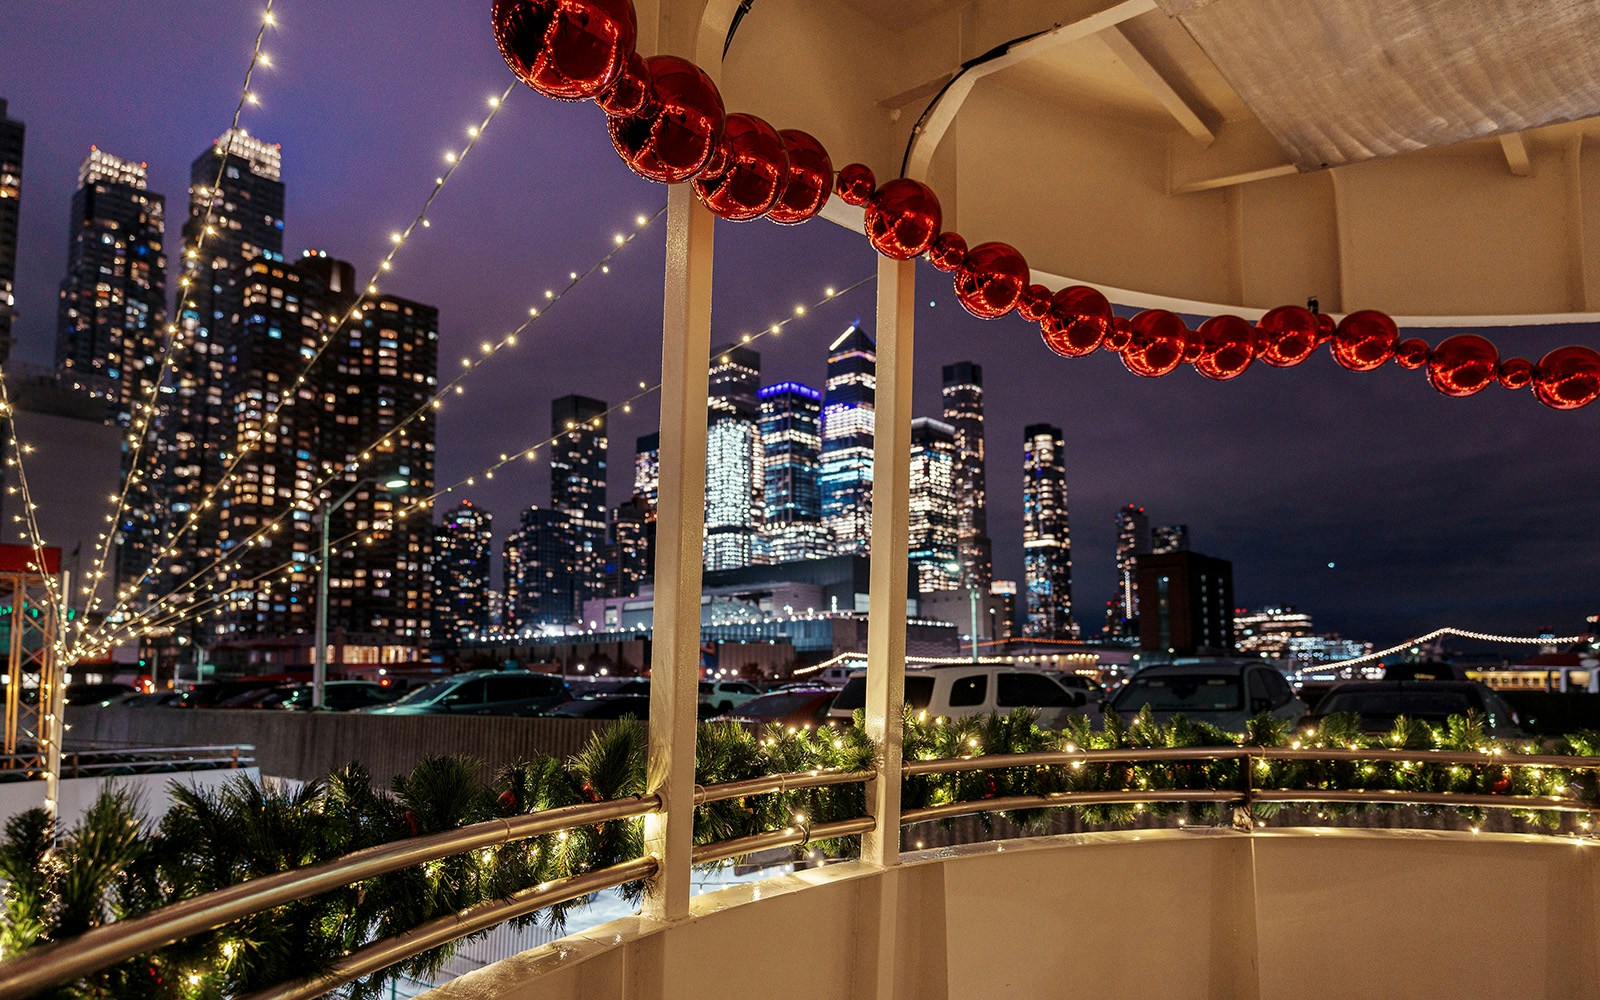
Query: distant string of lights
69 1 278 649
78 275 875 655
1321 627 1589 670
83 81 521 655
72 208 665 661
0 377 69 632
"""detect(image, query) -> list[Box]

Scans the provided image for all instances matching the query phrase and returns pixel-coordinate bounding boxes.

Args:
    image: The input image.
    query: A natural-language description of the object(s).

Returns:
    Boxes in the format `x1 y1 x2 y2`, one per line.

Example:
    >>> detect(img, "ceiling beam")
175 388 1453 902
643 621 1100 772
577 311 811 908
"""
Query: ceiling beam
902 0 1157 176
1098 25 1215 145
1499 132 1534 177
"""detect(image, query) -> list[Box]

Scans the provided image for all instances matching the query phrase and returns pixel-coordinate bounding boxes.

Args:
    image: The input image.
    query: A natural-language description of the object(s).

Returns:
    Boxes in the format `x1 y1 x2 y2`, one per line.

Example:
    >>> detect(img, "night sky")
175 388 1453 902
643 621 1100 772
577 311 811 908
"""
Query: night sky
4 2 1596 646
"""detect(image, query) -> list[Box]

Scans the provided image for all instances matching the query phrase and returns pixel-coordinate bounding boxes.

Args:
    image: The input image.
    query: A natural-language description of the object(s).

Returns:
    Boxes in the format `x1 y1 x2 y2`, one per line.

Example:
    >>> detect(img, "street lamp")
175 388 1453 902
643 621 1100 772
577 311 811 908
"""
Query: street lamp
313 475 408 709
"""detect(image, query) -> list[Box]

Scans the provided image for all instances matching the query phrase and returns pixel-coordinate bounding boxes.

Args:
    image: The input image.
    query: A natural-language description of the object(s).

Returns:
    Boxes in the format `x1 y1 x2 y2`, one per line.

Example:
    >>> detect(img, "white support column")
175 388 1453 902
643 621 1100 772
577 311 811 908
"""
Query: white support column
862 256 916 869
642 183 715 923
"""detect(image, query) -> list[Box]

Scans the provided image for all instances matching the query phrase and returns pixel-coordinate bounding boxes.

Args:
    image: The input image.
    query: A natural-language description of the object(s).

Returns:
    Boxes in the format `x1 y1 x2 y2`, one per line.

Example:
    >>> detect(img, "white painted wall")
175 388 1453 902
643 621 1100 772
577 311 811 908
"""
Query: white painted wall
0 768 259 830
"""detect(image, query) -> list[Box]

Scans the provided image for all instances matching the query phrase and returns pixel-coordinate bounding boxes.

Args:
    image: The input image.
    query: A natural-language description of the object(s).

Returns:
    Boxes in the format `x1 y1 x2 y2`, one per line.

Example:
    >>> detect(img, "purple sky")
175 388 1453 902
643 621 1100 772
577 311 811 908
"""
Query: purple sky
4 1 1597 646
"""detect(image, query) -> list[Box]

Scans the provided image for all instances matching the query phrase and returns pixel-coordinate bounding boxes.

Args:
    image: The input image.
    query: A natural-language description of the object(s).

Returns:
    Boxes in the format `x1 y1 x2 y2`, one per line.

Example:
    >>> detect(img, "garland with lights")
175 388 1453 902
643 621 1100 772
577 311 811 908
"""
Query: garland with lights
488 0 1600 411
4 708 1599 997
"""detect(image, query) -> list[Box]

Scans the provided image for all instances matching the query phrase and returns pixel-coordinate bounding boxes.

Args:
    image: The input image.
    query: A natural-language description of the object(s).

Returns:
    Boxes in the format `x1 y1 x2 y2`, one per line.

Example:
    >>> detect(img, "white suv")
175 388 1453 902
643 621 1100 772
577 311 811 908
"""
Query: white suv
699 680 761 713
827 665 1091 728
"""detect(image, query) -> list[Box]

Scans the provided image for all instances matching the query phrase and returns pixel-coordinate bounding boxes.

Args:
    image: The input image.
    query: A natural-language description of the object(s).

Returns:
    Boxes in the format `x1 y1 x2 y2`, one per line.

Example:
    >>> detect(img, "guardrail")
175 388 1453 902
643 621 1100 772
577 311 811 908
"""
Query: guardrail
7 744 1600 999
0 744 255 781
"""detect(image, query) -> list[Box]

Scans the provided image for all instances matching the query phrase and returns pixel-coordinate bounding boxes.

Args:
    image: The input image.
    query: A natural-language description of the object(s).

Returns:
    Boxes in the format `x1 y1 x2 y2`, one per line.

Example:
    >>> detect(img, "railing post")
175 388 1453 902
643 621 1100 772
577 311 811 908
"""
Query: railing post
863 256 916 868
642 183 715 924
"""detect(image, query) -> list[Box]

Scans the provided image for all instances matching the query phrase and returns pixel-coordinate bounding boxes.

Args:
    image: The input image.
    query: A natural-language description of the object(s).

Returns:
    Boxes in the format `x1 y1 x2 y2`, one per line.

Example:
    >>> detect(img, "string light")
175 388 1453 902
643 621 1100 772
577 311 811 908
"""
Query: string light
1322 627 1588 670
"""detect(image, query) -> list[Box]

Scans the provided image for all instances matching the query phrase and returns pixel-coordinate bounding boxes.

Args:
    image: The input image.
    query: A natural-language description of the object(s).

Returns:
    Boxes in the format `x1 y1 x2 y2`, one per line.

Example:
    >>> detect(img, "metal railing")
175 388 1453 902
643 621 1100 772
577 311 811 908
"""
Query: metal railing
0 744 255 781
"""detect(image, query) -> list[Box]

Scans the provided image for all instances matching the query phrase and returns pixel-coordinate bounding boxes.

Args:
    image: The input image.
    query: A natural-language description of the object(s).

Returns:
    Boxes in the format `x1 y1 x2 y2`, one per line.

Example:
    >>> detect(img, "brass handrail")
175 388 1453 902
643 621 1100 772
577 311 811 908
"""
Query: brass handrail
692 817 877 866
902 745 1600 777
694 768 875 805
902 789 1240 826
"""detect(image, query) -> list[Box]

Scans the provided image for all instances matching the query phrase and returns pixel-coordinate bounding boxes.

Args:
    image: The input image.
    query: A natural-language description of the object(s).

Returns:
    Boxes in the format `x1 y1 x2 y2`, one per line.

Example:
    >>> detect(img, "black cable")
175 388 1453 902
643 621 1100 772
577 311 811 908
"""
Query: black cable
899 27 1053 179
723 0 756 59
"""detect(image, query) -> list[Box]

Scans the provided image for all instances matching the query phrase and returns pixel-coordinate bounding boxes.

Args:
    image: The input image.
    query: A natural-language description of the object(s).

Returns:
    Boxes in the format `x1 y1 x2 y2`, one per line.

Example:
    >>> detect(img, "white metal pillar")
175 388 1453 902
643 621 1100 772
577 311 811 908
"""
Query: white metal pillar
642 183 715 923
863 256 916 867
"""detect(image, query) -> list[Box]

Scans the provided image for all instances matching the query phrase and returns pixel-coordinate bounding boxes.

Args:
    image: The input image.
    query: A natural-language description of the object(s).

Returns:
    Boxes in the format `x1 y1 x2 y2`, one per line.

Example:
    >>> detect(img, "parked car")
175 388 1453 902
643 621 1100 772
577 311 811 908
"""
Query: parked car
360 670 568 716
1304 680 1525 737
828 664 1091 728
700 679 761 713
1056 674 1108 700
1108 660 1306 731
271 681 399 712
63 682 136 707
176 680 285 709
118 691 184 709
547 695 654 720
720 688 838 727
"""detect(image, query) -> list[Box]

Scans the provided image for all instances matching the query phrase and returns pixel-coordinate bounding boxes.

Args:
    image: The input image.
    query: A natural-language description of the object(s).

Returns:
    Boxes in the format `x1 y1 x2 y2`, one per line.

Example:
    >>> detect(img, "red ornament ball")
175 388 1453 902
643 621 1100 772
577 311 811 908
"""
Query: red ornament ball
1181 328 1205 364
1314 312 1336 345
1105 317 1133 353
1497 357 1534 390
1122 309 1187 378
693 113 787 221
768 129 832 225
1533 345 1600 410
607 56 725 183
1018 284 1052 322
926 232 967 272
1255 305 1320 368
1039 286 1112 358
864 179 941 260
1394 338 1430 369
595 50 648 117
1194 315 1254 381
836 163 875 206
1428 334 1499 397
1331 310 1398 372
954 242 1029 319
493 0 638 101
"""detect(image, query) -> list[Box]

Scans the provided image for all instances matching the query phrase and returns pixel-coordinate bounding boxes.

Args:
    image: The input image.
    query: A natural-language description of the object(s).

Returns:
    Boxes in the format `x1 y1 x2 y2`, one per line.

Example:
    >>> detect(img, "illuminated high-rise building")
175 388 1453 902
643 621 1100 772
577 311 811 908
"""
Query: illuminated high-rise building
820 322 875 555
704 345 761 571
608 494 651 598
504 505 571 631
0 100 23 364
909 418 959 594
941 362 992 590
1022 423 1074 639
55 149 167 409
1152 523 1189 554
551 394 608 618
1112 504 1150 635
634 432 660 512
759 381 831 563
435 501 493 642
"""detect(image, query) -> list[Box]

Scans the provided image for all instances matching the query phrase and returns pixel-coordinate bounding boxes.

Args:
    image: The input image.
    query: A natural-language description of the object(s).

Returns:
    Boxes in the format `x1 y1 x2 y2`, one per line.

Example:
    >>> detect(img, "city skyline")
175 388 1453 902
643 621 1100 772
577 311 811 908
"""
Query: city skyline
2 4 1597 646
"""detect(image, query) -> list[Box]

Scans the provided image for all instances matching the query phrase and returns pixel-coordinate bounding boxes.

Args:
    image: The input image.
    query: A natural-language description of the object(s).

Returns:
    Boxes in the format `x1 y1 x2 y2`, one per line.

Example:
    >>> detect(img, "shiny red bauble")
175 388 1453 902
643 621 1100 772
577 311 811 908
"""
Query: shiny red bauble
1122 309 1187 377
954 242 1029 319
836 163 875 206
1314 312 1336 345
1105 317 1133 353
1427 334 1499 397
1018 284 1052 322
864 179 942 260
595 50 648 116
607 56 725 183
693 113 787 220
1181 329 1205 364
1194 315 1254 381
767 130 832 225
1331 310 1399 372
1039 286 1112 358
493 0 638 101
1532 345 1600 409
1255 305 1320 368
1394 338 1430 369
926 232 967 272
1497 357 1534 390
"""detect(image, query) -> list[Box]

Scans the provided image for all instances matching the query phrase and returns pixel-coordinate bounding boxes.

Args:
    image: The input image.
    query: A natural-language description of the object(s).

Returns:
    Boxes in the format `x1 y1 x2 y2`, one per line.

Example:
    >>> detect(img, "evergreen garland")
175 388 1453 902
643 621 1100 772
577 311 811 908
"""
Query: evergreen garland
1 708 1596 998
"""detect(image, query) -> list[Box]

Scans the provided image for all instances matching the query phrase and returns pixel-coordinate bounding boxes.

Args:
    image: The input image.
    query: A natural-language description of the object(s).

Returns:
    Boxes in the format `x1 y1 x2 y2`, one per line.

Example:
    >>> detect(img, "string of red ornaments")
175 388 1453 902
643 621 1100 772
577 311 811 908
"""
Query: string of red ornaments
491 0 1600 411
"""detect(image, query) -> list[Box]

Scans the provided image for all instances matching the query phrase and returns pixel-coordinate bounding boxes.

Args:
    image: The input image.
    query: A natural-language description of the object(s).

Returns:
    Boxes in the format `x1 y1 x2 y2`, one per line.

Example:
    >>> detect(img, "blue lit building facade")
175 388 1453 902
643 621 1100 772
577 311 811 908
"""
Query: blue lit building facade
819 323 875 555
759 381 831 563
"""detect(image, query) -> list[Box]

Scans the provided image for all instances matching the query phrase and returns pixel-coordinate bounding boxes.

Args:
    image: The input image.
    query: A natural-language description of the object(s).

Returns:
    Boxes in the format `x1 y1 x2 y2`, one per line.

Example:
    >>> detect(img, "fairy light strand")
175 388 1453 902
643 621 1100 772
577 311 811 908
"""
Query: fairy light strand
0 377 69 638
80 276 874 655
82 82 519 655
1320 627 1589 670
70 2 278 651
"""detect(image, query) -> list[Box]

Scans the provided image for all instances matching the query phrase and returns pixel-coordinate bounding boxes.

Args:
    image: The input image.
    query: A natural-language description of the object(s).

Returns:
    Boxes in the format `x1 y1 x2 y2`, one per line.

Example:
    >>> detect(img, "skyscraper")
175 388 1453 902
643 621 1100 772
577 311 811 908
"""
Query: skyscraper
909 417 959 594
608 494 651 598
1022 423 1074 639
1112 504 1151 635
0 100 24 365
1137 550 1234 657
941 362 992 590
704 415 757 570
504 505 571 631
634 432 660 512
1152 523 1189 555
55 149 167 409
820 322 875 555
551 395 608 620
759 381 831 563
166 130 285 585
435 501 493 642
